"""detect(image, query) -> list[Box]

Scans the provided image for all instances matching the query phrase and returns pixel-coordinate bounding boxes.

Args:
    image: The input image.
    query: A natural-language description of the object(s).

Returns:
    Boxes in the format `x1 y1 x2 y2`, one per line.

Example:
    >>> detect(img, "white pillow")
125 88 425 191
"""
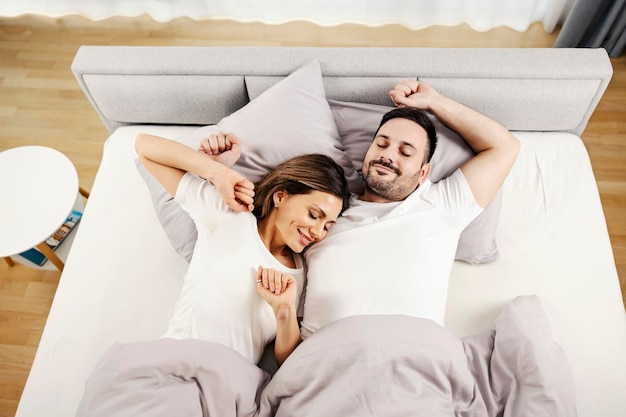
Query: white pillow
136 60 358 261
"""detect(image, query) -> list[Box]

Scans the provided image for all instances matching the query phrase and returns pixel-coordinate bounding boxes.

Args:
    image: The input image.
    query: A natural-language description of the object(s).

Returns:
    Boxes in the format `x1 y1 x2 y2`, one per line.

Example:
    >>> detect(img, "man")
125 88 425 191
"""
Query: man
299 78 520 337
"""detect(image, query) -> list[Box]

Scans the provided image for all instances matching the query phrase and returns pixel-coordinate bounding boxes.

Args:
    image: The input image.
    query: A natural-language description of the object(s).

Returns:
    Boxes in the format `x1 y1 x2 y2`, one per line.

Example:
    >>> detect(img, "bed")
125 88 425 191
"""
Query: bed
15 46 626 416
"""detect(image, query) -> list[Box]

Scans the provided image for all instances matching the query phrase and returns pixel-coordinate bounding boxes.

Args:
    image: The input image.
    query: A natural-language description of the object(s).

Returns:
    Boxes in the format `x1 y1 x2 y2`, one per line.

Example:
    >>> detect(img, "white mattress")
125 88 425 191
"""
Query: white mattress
16 126 626 417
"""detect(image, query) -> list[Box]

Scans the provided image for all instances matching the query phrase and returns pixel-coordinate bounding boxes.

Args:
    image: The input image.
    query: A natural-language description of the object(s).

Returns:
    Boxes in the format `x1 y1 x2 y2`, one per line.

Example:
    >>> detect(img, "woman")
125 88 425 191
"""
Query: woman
135 131 349 366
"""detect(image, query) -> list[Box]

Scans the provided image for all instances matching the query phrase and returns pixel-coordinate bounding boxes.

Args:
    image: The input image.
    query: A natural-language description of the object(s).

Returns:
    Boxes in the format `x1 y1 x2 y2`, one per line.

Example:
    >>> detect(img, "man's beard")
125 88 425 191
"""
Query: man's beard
362 160 420 201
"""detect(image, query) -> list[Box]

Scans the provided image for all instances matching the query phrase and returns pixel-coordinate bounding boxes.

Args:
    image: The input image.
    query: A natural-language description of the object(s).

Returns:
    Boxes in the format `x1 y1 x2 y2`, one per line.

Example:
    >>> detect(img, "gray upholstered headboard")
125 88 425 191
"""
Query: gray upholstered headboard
72 46 612 136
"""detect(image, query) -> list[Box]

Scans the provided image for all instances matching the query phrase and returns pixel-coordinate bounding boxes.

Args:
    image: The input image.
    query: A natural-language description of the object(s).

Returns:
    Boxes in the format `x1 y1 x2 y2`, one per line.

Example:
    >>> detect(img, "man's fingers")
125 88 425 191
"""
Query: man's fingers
389 90 409 108
391 79 419 103
394 82 412 97
402 78 419 92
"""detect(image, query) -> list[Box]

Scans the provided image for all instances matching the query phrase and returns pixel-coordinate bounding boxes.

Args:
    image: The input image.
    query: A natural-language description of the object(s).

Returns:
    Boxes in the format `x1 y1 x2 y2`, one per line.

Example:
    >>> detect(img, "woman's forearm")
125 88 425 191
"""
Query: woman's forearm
273 305 301 366
135 133 229 197
135 133 223 181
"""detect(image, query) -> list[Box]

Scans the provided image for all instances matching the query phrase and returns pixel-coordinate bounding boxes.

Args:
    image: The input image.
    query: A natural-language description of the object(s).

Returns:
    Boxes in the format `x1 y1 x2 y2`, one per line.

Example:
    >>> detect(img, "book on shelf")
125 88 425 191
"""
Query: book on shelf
18 210 83 266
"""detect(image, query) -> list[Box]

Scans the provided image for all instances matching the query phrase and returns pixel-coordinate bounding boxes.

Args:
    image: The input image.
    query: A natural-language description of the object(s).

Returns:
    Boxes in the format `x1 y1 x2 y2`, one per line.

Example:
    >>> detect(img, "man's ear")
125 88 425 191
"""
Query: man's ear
417 163 431 186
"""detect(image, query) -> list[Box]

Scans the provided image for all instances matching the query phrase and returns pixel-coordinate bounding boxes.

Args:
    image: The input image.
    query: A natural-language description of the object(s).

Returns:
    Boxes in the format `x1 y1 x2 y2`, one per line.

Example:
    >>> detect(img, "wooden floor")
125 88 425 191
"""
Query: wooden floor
0 14 624 417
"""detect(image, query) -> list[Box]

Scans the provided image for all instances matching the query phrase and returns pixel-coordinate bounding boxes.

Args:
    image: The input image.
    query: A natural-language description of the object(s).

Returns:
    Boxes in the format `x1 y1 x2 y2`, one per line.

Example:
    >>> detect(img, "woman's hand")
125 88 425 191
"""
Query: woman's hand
389 78 440 110
255 266 297 313
256 266 301 366
198 132 242 168
198 132 253 212
211 165 255 212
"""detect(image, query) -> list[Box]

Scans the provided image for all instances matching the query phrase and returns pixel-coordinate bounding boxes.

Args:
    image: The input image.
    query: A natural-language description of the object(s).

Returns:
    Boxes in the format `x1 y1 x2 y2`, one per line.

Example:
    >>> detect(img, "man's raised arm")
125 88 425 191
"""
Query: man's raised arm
390 79 520 208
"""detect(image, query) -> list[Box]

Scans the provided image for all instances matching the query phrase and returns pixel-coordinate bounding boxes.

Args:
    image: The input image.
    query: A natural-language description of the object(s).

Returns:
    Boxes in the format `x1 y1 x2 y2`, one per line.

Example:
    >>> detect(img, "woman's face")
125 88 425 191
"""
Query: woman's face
273 190 343 253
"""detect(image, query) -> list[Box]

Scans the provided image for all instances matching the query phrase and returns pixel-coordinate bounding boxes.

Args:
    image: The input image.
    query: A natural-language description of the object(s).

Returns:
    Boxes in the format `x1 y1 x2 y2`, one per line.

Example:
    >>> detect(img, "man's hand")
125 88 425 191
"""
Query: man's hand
389 78 440 110
198 132 242 168
212 165 255 212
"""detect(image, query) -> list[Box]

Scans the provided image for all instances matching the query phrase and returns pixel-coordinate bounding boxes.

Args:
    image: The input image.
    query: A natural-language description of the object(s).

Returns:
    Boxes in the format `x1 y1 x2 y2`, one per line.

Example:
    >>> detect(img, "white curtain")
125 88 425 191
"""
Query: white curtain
0 0 572 32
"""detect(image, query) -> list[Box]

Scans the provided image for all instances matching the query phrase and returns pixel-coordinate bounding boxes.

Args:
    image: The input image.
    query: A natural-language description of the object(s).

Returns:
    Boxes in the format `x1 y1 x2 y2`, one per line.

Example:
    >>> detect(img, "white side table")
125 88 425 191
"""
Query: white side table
0 146 86 271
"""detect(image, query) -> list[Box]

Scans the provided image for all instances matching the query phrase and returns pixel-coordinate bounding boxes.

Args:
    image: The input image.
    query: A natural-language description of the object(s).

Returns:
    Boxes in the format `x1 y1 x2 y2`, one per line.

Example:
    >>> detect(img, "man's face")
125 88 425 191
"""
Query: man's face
361 118 431 202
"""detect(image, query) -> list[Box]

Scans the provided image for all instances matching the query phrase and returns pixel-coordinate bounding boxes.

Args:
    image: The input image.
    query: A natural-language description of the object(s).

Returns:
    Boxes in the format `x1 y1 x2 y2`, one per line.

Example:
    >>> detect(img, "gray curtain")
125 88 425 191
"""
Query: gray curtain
555 0 626 57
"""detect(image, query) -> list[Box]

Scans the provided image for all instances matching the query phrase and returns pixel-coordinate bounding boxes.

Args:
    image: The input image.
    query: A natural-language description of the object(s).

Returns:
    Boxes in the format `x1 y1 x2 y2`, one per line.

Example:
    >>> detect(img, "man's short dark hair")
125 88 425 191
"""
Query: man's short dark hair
375 108 438 163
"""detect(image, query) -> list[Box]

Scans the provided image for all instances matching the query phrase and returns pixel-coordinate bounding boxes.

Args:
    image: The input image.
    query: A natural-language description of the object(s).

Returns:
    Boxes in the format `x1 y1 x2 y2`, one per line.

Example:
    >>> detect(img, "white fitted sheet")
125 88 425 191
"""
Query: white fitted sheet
16 126 626 417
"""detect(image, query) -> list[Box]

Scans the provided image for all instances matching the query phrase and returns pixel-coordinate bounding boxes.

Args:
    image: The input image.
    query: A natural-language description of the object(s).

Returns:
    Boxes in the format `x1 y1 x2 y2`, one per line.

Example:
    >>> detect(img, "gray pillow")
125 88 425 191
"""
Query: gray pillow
136 60 358 262
135 159 197 260
328 99 502 264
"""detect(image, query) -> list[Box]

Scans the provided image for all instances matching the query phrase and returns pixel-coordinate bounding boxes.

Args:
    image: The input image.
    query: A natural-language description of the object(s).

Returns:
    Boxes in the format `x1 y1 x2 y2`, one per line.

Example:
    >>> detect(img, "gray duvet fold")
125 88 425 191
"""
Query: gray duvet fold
463 295 577 417
76 295 576 417
260 295 576 417
260 315 485 417
75 338 270 417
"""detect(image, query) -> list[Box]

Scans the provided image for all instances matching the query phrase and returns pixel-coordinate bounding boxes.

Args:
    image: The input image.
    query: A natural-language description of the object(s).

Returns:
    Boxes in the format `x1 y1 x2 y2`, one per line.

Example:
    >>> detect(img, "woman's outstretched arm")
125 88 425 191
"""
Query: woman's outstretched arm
135 133 254 212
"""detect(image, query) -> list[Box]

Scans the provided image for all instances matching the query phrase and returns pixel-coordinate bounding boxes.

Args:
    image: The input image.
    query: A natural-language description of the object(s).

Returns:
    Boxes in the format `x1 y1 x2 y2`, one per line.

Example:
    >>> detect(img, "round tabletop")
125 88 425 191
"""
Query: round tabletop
0 146 79 257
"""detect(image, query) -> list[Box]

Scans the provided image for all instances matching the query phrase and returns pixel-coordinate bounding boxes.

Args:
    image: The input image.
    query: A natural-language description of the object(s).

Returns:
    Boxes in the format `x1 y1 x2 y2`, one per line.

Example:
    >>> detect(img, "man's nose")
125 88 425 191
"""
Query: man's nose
379 148 394 163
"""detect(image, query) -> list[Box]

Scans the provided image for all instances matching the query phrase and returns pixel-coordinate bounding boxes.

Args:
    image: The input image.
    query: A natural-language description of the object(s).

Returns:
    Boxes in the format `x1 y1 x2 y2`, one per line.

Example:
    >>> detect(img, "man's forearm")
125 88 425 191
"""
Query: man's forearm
427 94 517 155
427 92 520 208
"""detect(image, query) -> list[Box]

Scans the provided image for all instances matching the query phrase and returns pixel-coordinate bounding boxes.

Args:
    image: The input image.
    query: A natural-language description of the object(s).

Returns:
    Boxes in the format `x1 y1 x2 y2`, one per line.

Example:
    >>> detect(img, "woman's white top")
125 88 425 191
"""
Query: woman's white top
164 172 304 364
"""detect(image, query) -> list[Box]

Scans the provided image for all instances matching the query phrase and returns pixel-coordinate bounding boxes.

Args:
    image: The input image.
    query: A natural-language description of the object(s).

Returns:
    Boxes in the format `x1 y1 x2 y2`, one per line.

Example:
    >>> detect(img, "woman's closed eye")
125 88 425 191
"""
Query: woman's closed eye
309 211 334 232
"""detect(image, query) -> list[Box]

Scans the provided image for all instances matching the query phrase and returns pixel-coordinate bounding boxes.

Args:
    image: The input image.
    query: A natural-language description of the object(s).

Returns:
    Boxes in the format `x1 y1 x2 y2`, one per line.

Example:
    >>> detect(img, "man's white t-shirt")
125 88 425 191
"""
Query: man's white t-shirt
163 172 305 364
301 169 482 338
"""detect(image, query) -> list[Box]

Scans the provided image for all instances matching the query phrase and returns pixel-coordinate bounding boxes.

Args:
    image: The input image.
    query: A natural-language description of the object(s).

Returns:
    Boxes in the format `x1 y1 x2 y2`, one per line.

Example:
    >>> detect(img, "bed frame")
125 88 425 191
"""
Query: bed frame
16 46 625 417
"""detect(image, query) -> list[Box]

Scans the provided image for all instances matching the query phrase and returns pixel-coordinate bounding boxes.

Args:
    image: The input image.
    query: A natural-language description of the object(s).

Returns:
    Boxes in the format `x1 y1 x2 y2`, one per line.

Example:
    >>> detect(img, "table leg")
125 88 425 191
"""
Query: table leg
3 257 14 266
79 186 90 199
35 242 64 272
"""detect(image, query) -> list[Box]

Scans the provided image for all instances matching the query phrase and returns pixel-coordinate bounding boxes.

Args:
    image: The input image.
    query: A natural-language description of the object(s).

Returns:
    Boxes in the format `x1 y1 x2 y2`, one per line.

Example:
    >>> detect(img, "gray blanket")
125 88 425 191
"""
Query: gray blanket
75 338 270 417
76 296 576 417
